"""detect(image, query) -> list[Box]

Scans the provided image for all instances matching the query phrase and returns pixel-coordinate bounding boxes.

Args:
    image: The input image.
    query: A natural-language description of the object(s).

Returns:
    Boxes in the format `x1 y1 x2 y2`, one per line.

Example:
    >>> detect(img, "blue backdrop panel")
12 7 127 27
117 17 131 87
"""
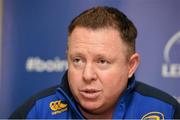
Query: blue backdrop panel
1 0 180 118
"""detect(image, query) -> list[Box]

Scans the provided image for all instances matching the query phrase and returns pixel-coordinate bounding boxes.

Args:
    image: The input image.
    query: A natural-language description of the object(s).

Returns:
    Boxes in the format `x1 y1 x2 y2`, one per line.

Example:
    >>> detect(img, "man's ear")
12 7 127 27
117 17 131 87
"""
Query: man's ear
128 53 140 78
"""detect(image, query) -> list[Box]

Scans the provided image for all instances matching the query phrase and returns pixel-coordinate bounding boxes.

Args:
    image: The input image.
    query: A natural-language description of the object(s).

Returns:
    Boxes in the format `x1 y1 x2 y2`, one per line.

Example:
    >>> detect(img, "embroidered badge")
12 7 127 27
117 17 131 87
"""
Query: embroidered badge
49 100 68 115
141 111 164 120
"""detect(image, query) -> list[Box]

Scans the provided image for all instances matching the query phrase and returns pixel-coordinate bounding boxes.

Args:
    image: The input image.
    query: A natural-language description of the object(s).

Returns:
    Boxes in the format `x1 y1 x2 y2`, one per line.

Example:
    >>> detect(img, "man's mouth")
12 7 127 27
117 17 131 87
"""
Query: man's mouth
80 89 102 99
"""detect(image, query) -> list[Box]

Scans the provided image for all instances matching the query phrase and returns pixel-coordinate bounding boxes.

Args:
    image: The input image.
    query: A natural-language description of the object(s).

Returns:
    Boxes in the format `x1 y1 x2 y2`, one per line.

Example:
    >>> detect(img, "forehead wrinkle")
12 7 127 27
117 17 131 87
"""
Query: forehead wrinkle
68 36 122 54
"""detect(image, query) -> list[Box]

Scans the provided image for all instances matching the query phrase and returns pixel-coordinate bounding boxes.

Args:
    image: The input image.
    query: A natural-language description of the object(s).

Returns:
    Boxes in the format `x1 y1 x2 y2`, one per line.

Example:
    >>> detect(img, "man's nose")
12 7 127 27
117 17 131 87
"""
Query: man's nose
82 63 97 82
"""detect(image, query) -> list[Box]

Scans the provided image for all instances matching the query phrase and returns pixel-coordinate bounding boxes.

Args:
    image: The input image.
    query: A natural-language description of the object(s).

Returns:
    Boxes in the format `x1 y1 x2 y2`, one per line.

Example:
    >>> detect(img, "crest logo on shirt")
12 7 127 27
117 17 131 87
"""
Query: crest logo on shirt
141 111 164 120
49 100 68 115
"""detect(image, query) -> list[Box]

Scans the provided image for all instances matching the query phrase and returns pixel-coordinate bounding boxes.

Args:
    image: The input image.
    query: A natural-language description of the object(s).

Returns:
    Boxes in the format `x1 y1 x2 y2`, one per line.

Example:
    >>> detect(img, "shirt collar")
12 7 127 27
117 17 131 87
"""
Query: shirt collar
57 71 85 118
112 75 136 119
58 71 136 119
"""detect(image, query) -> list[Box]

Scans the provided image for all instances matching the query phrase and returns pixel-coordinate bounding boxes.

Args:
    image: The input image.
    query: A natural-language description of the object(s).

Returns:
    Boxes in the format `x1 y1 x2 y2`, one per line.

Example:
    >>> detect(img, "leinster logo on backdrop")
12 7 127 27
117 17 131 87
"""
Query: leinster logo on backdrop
162 31 180 78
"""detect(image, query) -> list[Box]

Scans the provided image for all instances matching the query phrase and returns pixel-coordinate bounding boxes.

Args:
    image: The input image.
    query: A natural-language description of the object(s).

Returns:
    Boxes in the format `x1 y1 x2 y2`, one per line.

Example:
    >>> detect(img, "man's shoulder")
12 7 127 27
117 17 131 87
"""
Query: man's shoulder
9 85 60 119
134 81 180 118
134 81 178 105
30 85 59 101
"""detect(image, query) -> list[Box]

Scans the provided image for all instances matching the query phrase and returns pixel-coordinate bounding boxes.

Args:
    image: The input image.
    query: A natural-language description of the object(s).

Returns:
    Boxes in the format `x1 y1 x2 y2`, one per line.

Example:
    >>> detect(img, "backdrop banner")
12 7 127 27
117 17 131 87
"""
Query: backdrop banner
1 0 180 118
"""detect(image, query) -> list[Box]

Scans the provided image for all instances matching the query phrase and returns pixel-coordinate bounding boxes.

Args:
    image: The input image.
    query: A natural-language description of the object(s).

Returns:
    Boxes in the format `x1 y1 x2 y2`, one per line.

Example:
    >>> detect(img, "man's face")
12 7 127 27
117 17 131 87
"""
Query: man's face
67 27 132 114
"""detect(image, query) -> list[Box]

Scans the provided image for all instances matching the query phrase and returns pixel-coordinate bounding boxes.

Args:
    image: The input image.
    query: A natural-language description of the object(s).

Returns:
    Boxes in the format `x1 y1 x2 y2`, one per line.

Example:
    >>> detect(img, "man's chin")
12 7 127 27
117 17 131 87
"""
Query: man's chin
78 102 106 114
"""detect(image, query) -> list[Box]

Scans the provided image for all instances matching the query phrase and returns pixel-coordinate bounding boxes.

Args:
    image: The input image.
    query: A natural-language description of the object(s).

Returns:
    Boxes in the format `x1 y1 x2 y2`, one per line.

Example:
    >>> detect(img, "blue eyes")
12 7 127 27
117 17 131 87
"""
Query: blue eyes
72 57 109 65
71 57 110 69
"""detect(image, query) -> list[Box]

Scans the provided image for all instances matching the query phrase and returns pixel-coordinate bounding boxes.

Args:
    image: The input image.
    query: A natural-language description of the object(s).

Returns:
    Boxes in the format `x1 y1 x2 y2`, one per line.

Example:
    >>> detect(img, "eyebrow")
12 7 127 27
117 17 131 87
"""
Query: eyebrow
68 52 84 57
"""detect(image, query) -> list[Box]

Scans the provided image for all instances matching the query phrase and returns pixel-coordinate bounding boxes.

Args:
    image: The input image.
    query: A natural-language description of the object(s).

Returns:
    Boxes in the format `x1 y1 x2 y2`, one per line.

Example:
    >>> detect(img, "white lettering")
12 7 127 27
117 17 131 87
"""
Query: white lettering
162 64 180 78
26 57 68 72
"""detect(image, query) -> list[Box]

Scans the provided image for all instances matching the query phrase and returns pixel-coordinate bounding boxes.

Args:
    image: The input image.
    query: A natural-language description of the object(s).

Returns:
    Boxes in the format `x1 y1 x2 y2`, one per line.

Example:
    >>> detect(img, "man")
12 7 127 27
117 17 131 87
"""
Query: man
10 6 180 119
